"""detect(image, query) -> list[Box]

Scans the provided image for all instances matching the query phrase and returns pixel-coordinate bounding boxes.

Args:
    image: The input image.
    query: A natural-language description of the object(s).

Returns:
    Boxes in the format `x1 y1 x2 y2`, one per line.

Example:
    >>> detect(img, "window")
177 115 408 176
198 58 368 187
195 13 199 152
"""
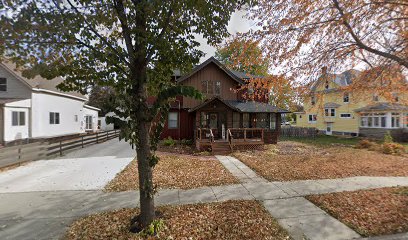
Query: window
74 115 78 122
270 113 276 129
243 113 250 128
84 115 93 130
200 112 207 127
360 113 387 128
340 113 351 118
325 80 329 89
0 78 6 91
256 113 268 128
343 93 349 103
325 108 336 117
232 112 240 128
392 93 399 102
373 94 379 102
215 81 221 95
308 114 317 123
50 112 60 124
201 80 208 93
391 113 401 128
12 111 25 126
311 95 316 105
207 80 214 94
168 112 178 129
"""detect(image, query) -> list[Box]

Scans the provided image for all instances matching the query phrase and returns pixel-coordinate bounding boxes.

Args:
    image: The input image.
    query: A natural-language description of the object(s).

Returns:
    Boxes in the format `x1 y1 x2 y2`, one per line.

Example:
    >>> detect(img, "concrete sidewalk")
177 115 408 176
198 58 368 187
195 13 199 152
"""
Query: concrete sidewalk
1 151 408 239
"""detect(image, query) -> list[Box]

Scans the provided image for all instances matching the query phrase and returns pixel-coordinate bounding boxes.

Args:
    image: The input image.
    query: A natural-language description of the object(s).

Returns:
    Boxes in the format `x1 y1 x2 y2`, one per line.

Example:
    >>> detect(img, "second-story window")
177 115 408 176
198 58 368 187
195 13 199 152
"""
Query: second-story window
311 95 316 105
325 80 329 89
392 93 399 102
0 78 7 91
373 94 379 102
325 108 336 117
343 93 349 103
215 81 221 95
201 80 208 93
201 80 215 94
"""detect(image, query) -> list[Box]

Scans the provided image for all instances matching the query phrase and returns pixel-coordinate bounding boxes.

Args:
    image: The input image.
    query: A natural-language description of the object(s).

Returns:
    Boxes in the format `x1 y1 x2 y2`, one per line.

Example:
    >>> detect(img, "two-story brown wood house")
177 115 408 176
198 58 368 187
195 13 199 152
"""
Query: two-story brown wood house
159 57 289 153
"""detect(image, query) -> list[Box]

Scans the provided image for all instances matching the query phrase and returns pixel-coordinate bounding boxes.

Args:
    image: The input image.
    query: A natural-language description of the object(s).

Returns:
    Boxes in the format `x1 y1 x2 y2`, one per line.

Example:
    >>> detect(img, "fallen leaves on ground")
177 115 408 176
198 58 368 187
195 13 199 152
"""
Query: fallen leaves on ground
64 200 291 240
105 153 238 191
307 187 408 236
233 141 408 181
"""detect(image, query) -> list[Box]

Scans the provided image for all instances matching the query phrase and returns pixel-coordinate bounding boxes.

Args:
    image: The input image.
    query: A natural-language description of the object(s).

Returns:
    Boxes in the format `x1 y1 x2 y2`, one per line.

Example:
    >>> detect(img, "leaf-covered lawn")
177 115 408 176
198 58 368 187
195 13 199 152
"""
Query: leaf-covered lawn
307 187 408 236
233 141 408 181
65 200 290 240
105 153 238 191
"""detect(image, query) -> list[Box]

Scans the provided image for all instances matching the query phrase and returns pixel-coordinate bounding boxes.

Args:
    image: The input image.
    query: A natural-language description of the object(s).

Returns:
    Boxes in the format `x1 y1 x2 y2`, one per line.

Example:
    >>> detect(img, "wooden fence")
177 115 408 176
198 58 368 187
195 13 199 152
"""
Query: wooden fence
280 126 318 138
0 129 120 168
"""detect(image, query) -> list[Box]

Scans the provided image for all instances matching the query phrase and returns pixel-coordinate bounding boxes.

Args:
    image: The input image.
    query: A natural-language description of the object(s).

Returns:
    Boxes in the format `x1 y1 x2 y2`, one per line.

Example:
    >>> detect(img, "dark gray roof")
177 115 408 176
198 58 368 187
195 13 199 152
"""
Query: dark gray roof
225 100 289 113
177 57 256 85
188 96 290 113
311 69 361 92
324 102 342 108
354 102 408 112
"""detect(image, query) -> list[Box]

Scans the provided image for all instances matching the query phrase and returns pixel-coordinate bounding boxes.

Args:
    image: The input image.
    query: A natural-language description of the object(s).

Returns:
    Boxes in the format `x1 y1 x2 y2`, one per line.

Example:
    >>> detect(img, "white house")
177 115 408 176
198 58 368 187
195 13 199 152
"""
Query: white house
0 61 100 144
98 112 115 131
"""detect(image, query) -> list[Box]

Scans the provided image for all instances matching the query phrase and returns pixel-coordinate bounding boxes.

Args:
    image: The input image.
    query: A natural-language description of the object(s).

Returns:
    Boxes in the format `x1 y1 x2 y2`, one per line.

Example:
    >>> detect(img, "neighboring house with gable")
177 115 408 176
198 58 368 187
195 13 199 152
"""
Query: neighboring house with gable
295 69 408 141
0 61 100 145
148 57 290 153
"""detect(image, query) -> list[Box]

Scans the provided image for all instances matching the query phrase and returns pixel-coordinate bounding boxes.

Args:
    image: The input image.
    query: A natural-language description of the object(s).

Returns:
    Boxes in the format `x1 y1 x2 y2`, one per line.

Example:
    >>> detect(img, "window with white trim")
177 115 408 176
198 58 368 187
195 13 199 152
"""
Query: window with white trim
325 108 336 117
340 113 351 118
85 115 93 130
391 112 401 128
0 78 6 91
343 93 349 103
308 114 317 123
50 112 60 124
12 111 25 126
360 113 386 128
168 112 178 129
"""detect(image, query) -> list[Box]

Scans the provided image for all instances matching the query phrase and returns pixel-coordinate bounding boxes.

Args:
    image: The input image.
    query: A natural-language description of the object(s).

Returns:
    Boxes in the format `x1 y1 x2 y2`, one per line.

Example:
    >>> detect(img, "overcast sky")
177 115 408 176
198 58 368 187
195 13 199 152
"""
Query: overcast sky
196 10 254 63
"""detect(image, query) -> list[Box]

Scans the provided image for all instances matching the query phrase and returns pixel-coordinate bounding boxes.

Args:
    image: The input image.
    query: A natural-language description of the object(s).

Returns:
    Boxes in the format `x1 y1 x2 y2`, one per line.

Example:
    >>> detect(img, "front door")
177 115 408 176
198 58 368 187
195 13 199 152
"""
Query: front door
326 123 333 135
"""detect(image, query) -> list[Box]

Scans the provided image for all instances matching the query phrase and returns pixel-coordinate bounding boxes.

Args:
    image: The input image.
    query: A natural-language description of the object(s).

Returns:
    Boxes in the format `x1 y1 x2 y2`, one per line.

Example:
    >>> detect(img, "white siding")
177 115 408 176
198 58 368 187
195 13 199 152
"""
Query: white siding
31 92 84 138
0 65 31 99
98 117 114 131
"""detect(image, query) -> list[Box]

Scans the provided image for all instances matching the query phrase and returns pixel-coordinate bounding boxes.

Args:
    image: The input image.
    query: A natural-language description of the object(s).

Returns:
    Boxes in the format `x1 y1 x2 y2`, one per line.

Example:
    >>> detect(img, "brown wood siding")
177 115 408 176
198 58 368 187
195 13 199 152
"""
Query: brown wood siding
160 109 194 140
181 62 239 108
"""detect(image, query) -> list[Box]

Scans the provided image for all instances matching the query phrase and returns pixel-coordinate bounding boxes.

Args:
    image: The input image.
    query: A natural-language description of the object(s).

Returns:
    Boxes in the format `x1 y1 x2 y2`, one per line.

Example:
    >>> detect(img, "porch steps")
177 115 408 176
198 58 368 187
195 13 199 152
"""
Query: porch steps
211 141 231 155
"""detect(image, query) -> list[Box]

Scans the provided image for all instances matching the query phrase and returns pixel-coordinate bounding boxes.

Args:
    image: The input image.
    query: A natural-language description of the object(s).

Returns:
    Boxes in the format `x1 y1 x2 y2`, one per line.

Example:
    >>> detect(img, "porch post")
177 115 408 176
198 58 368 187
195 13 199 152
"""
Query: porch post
244 128 247 141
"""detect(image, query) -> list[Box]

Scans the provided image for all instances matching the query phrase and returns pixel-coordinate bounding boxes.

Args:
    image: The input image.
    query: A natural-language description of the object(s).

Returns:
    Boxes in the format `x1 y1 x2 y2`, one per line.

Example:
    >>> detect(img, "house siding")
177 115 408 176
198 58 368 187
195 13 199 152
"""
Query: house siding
181 62 238 108
0 65 31 99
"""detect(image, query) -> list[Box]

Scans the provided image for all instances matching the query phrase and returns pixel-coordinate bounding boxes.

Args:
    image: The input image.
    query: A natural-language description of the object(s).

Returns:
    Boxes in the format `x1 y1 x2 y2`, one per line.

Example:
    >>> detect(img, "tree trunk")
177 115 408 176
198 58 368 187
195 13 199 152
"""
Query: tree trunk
136 120 155 227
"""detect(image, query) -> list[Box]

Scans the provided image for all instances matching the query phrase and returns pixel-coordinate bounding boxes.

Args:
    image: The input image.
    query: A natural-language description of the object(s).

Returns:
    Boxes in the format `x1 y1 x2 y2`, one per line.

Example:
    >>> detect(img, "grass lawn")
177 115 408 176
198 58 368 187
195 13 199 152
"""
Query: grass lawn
105 153 238 191
64 200 290 240
307 187 408 236
279 135 360 147
232 141 408 181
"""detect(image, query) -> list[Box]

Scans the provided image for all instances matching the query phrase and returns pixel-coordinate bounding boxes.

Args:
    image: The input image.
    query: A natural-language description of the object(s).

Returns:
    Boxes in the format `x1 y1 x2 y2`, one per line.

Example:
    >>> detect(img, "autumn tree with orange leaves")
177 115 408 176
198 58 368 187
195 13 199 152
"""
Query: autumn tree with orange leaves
215 36 300 110
247 0 408 104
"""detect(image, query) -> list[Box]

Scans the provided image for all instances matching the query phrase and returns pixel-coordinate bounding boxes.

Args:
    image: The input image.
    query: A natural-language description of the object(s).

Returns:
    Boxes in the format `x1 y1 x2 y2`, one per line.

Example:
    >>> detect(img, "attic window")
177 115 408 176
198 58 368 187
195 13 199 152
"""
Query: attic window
343 93 349 103
0 78 6 91
392 93 399 102
325 80 329 90
215 81 221 95
311 95 316 105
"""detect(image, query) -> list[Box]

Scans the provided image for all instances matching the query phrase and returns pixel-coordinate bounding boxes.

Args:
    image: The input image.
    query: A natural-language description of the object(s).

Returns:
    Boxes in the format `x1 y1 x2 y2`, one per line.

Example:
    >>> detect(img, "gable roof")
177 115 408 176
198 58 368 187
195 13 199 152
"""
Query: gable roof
188 96 290 113
311 69 361 92
177 57 246 84
1 61 86 100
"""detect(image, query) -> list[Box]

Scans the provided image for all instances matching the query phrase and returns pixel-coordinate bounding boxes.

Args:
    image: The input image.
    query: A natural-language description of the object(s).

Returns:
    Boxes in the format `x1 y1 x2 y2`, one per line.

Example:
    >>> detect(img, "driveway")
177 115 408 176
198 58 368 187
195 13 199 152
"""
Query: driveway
0 138 135 193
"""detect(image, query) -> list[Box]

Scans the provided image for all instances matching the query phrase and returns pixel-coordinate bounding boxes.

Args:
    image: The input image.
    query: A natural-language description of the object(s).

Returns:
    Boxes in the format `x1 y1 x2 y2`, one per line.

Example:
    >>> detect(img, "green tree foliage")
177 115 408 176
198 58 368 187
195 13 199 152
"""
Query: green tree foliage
87 85 116 116
0 0 247 229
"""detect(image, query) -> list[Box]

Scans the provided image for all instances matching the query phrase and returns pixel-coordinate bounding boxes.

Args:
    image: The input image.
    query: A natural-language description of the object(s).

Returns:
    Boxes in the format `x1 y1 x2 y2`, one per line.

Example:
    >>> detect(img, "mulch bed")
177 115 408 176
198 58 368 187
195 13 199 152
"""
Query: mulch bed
64 200 291 240
105 153 238 191
233 141 408 181
307 187 408 236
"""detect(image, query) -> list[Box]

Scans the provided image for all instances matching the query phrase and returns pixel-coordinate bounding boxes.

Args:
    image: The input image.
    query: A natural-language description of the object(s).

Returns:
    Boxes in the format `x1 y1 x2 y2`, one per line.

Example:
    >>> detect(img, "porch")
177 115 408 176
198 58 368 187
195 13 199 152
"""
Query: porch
196 127 281 154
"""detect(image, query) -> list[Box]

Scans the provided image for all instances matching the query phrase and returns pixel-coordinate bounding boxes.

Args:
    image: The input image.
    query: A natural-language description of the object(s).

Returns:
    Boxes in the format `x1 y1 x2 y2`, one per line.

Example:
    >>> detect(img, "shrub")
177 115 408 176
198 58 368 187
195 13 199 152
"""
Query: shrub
180 139 193 145
384 131 394 143
163 136 176 146
382 142 406 155
356 139 377 149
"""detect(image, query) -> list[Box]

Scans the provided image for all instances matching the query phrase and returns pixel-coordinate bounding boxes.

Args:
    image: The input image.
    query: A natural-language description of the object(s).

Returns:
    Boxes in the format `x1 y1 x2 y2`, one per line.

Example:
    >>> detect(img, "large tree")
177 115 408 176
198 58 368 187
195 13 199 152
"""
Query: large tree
247 0 408 103
0 0 246 229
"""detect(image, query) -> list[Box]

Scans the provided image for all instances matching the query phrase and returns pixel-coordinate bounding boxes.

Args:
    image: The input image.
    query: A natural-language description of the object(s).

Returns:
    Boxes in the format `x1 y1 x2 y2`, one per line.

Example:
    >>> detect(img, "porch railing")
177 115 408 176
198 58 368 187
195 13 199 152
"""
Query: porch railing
228 128 264 142
197 128 214 142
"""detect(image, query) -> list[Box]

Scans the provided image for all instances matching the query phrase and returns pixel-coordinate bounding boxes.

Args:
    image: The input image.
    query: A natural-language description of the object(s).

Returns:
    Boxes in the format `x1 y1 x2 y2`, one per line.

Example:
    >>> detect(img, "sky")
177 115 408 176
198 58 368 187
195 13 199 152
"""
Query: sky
196 10 254 63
